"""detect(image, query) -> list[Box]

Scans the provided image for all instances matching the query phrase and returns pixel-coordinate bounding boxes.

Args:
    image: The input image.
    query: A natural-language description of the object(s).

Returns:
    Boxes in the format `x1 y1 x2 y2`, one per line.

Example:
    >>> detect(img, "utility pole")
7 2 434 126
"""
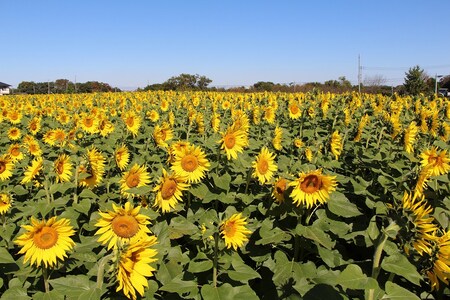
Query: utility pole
74 75 77 93
435 74 443 95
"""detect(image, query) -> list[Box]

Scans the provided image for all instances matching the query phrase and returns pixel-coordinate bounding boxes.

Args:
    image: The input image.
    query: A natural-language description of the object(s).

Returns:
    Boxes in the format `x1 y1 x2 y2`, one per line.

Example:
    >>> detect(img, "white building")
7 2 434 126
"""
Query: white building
0 82 11 95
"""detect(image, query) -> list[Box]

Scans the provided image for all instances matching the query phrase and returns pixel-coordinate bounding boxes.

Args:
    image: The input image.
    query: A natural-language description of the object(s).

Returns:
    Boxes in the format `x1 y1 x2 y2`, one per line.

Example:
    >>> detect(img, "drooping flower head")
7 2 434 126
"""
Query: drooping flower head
78 147 105 188
272 177 289 203
116 235 158 300
424 231 450 291
420 147 450 176
95 202 151 250
330 130 343 160
272 126 283 151
21 157 44 186
115 144 130 171
404 121 418 154
53 154 73 183
0 155 14 181
289 169 337 208
171 144 210 184
251 147 278 185
153 122 174 148
14 217 75 268
120 164 151 198
220 213 252 251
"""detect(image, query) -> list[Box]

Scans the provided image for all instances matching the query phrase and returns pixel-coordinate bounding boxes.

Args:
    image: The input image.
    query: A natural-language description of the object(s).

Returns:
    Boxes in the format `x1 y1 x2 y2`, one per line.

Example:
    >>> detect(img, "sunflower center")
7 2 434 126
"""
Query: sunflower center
0 162 6 174
30 122 38 131
181 154 198 172
223 221 237 236
257 159 269 174
290 104 299 114
33 226 59 249
84 118 94 127
428 156 442 165
126 173 140 188
276 179 287 194
224 134 236 149
126 117 134 127
11 147 20 156
56 161 65 174
300 175 323 194
161 179 177 200
111 215 139 238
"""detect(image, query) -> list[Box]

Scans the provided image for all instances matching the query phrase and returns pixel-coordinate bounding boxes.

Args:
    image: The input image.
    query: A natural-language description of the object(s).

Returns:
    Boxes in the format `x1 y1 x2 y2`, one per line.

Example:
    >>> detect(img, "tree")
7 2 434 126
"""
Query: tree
403 65 429 95
440 75 450 90
364 75 387 87
162 73 212 91
252 81 275 91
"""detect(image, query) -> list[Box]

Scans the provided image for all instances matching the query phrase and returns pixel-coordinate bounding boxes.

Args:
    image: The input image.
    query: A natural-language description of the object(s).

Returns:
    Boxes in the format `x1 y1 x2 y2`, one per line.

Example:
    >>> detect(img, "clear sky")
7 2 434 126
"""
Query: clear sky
2 0 450 90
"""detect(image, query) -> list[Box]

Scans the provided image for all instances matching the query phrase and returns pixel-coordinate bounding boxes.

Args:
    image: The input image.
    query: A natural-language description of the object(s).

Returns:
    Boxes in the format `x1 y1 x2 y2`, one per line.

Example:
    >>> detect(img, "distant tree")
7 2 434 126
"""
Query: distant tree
403 65 429 95
163 73 212 90
338 76 352 88
17 81 37 94
252 81 275 91
364 75 387 87
440 75 450 89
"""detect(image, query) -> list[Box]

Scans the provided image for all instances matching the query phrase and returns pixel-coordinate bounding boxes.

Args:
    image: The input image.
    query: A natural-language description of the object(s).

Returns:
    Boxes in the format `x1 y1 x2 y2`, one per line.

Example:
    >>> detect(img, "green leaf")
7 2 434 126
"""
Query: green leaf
73 198 91 215
0 287 31 300
381 253 422 286
228 259 261 282
327 192 362 217
78 188 98 199
201 283 237 300
32 290 65 300
337 264 378 290
188 253 213 273
189 183 210 199
13 185 28 196
255 219 291 245
296 224 335 250
124 185 152 195
168 216 199 239
49 275 96 298
303 284 343 300
234 285 259 299
212 173 231 191
381 282 420 299
160 276 198 297
0 247 16 263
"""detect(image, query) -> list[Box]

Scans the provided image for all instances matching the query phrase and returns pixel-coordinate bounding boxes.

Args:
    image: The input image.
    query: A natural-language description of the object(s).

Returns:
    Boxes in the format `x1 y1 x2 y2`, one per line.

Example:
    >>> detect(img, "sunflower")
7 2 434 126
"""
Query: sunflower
272 126 283 151
79 113 99 134
404 121 418 154
78 147 106 188
153 122 174 148
252 147 278 184
95 202 151 250
146 109 159 122
8 127 21 140
330 130 343 160
28 117 41 135
220 213 252 251
54 154 73 183
98 116 115 137
116 235 158 300
272 177 289 203
7 143 24 162
294 139 303 149
120 164 151 198
264 107 276 124
14 217 75 268
289 169 337 208
414 168 432 198
21 157 43 186
219 127 248 160
0 155 14 181
0 192 12 215
420 147 450 176
160 99 169 112
153 169 189 213
8 110 22 124
171 144 210 184
425 231 450 291
211 112 220 132
288 102 302 119
115 144 130 171
123 111 142 137
304 147 313 162
26 140 43 157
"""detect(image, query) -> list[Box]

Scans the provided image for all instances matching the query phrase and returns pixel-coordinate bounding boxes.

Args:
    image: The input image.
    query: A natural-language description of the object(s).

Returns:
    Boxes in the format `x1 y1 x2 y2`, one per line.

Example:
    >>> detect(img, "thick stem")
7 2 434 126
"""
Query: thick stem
44 180 51 204
213 231 219 288
73 165 79 204
244 168 252 195
42 266 50 293
96 253 114 289
368 231 388 300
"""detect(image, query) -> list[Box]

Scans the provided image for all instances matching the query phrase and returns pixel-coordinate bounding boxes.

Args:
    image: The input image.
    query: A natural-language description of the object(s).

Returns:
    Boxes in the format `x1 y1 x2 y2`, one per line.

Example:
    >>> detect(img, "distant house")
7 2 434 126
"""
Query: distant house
0 82 11 95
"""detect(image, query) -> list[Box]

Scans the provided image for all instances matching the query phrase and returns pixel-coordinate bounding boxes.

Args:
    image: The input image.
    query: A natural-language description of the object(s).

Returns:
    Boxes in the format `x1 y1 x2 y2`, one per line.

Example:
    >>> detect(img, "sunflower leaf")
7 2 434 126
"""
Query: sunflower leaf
381 253 422 286
0 247 15 264
381 282 420 299
327 192 362 217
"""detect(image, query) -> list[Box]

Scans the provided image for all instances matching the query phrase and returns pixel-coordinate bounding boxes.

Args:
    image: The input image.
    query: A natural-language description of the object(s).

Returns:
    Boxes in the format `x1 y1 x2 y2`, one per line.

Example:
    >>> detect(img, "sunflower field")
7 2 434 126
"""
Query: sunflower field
0 91 450 299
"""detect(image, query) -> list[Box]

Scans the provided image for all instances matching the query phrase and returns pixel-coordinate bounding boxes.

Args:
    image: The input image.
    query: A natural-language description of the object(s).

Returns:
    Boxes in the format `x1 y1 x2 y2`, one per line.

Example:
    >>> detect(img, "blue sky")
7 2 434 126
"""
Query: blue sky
2 0 450 90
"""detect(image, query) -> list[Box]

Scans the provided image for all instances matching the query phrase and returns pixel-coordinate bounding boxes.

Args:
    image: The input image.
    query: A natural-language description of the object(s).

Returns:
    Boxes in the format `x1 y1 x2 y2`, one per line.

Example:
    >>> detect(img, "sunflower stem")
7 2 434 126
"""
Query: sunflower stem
213 231 219 288
44 180 51 204
96 253 114 289
368 230 388 300
244 168 252 195
42 266 50 293
73 165 79 204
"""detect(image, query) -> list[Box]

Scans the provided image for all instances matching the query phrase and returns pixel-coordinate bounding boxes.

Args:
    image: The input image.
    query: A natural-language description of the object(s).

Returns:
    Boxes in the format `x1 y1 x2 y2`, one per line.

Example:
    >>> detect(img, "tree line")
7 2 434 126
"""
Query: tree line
15 79 121 94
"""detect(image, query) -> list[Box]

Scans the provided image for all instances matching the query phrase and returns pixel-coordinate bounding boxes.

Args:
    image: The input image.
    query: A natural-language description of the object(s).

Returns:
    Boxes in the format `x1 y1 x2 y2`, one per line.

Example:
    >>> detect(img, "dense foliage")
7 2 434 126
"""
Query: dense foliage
0 91 449 299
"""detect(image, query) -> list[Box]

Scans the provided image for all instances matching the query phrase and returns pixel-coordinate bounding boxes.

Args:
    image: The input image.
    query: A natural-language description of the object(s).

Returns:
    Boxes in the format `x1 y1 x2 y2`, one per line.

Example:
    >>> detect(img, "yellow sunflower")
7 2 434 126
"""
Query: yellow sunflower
330 130 343 160
98 117 115 137
28 117 42 135
289 169 337 208
146 109 159 122
8 110 22 124
78 147 105 188
0 192 12 215
14 217 75 267
153 169 189 213
420 147 450 176
272 126 283 151
426 231 450 291
272 177 289 203
120 164 151 198
304 147 313 162
404 121 418 154
153 122 174 148
26 140 43 157
220 213 252 251
7 143 24 162
211 112 220 132
123 111 142 137
116 235 158 300
54 154 73 183
288 102 302 119
115 144 130 171
171 144 210 184
252 147 278 184
0 155 14 181
8 127 21 140
219 127 248 160
21 157 43 185
95 202 151 250
79 113 99 134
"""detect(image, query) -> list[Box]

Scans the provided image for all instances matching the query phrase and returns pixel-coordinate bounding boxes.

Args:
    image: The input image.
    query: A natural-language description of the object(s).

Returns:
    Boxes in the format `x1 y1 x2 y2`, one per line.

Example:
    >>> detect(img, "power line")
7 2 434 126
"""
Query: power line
363 64 450 71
